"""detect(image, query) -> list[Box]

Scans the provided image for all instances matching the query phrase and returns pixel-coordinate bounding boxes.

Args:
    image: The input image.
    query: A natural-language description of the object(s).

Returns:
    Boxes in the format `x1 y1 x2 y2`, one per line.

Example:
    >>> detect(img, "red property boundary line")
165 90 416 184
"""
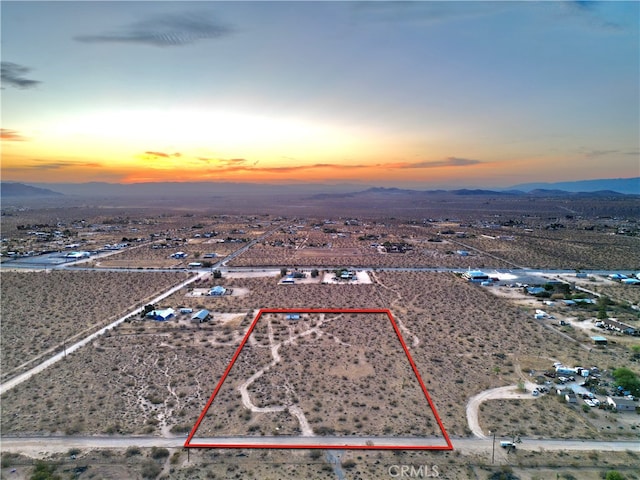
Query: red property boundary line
185 308 453 450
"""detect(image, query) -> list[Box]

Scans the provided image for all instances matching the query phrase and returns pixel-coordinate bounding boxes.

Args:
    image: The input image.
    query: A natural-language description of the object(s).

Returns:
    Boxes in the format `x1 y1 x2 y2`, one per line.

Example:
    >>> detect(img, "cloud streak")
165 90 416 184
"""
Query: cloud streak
74 12 234 47
1 62 41 89
0 129 26 141
138 151 483 175
582 149 618 158
27 160 102 170
143 151 182 159
387 157 483 169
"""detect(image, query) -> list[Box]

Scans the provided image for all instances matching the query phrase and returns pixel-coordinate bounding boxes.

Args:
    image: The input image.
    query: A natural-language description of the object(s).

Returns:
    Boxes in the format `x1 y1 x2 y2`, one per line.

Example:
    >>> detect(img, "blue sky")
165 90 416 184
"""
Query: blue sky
1 1 638 187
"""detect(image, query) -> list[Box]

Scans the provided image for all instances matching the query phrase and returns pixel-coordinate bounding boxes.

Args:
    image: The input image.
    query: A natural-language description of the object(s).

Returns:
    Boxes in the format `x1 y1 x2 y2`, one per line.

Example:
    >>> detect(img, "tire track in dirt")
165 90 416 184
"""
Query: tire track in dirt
238 314 346 437
370 270 420 347
466 382 539 439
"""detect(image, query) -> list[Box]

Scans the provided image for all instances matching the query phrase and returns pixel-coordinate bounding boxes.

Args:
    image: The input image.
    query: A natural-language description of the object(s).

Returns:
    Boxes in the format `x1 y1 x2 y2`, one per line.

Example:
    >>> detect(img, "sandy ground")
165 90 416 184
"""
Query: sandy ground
224 269 282 278
466 382 540 439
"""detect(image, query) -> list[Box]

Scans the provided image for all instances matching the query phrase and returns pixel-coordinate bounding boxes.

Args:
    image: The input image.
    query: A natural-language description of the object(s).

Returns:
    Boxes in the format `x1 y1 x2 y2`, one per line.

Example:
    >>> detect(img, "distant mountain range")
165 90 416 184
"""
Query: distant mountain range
0 183 64 197
1 176 638 200
508 177 639 195
310 186 637 200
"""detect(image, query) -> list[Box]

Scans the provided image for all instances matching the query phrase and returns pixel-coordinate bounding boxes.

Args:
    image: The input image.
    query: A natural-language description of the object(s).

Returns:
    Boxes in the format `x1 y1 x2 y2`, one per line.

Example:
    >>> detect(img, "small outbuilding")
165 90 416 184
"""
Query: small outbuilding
191 309 211 323
527 287 547 296
591 336 608 346
607 397 637 412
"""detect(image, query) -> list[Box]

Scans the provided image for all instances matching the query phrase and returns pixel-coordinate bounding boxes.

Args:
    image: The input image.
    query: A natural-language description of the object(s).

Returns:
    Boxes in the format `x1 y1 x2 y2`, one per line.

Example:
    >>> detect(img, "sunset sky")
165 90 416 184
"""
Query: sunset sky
1 1 638 188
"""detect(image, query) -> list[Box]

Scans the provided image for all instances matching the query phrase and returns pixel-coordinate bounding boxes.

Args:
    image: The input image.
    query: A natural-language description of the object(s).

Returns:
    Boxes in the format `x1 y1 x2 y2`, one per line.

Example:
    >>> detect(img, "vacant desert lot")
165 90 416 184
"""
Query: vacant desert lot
0 270 189 378
459 229 640 270
193 311 444 439
2 272 620 442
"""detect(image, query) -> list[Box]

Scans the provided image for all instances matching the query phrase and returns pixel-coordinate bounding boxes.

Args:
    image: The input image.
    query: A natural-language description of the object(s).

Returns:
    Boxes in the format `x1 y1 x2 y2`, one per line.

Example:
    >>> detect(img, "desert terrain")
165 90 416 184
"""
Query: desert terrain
1 192 639 480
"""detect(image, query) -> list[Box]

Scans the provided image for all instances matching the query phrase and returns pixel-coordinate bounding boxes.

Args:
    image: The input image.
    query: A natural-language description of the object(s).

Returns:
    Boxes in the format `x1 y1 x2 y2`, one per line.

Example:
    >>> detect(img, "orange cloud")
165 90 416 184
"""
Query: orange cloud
385 157 483 169
1 129 26 141
120 151 487 184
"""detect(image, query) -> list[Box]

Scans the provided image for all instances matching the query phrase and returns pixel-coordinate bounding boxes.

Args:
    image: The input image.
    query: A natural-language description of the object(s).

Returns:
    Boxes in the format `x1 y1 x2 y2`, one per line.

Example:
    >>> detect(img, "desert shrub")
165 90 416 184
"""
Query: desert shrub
342 459 356 469
141 460 162 479
67 448 81 457
126 446 142 457
30 461 61 480
150 447 170 459
487 467 519 480
170 423 193 434
605 472 626 480
309 450 322 460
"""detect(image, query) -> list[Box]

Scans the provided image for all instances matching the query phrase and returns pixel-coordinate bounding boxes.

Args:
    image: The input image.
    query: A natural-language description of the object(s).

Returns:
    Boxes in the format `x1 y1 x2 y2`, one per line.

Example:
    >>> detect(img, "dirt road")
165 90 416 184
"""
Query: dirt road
0 272 206 396
466 382 539 439
1 435 637 457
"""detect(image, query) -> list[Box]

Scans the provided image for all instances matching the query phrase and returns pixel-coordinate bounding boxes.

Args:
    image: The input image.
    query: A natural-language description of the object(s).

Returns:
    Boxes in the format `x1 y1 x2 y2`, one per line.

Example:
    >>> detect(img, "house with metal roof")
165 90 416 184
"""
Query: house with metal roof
462 270 489 282
191 309 210 323
209 286 226 296
606 396 637 412
145 308 175 321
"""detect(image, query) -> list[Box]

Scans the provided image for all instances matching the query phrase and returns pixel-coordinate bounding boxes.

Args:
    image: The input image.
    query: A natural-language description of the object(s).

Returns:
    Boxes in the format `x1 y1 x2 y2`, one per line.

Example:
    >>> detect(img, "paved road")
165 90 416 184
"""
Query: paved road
0 435 637 455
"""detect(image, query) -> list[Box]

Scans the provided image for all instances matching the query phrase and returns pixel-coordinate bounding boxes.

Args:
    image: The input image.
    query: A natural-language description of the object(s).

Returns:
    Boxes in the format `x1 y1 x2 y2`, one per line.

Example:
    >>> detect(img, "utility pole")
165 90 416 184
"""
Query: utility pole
491 431 496 464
